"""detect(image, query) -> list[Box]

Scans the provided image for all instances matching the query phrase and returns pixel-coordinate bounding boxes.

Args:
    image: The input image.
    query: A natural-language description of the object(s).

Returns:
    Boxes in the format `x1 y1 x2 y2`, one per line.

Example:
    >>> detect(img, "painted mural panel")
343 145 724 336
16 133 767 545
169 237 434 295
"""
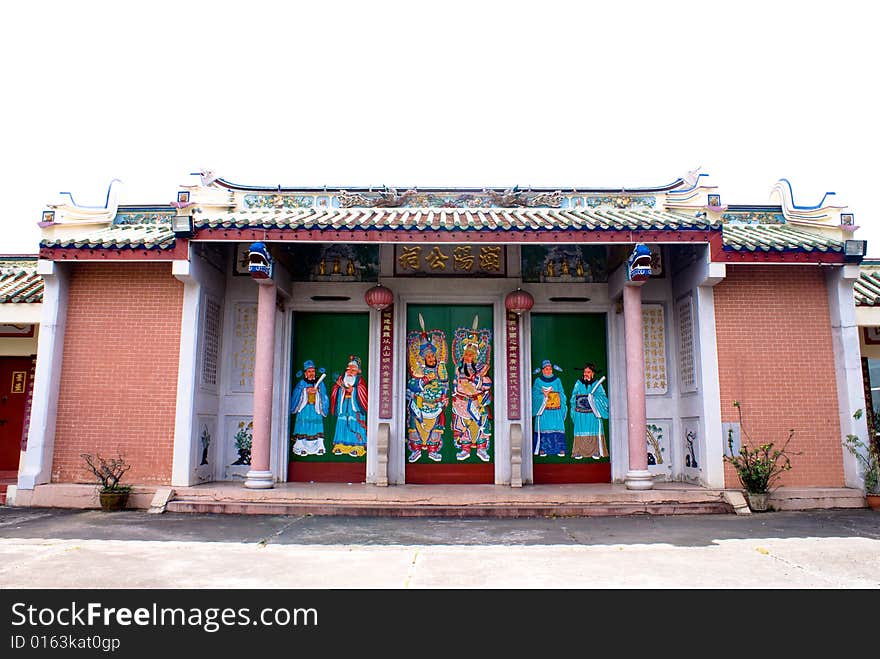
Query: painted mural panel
285 244 379 282
529 313 610 483
646 419 672 477
224 415 253 481
194 415 216 483
521 245 607 283
230 302 257 393
405 305 494 476
289 312 370 468
682 417 702 477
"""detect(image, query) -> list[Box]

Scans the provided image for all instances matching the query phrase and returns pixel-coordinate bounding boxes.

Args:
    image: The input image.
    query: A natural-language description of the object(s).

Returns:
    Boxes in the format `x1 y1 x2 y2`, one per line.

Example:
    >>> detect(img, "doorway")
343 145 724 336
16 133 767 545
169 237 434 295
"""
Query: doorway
288 311 369 483
0 356 31 493
530 313 611 483
405 304 494 484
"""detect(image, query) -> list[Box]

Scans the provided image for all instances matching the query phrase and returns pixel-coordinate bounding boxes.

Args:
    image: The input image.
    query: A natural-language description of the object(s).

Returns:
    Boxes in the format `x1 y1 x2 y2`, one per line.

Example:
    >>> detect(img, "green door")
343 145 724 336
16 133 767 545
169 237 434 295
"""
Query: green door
530 313 611 483
289 311 369 483
405 304 494 484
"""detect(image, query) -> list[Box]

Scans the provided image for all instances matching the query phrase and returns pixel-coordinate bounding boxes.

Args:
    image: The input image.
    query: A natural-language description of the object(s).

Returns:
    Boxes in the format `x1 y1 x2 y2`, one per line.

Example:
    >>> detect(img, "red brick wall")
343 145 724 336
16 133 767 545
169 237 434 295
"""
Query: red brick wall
714 265 843 487
52 263 183 485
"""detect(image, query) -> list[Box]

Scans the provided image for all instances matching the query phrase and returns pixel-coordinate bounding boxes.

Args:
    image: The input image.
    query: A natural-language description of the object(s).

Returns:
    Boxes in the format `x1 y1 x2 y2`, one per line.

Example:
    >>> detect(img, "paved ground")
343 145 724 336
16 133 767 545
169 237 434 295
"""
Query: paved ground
0 507 878 588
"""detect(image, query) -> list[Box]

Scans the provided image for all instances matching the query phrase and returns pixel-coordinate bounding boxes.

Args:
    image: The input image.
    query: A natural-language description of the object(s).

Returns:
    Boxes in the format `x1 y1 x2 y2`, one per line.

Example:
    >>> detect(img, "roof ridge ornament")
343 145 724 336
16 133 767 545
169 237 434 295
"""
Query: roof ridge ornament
483 188 563 208
769 178 847 226
338 188 417 208
198 169 219 187
47 178 123 224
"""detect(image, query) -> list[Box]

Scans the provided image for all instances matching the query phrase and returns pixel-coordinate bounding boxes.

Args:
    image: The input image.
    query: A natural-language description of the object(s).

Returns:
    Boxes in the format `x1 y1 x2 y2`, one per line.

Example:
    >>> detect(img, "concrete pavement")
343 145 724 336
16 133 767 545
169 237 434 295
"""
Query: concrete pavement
0 507 878 588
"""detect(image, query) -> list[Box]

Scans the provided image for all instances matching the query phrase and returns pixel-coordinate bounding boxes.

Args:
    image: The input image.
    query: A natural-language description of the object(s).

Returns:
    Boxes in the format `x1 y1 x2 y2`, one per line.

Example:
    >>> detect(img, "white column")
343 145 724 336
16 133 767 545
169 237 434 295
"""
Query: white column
826 264 870 488
17 261 69 491
695 284 725 488
171 257 202 487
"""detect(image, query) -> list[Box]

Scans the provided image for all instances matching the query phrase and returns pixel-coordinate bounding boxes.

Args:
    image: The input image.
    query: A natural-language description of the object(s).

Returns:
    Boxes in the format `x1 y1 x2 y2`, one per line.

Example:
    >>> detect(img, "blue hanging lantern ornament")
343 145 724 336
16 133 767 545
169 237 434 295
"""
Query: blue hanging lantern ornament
247 241 273 280
626 243 652 284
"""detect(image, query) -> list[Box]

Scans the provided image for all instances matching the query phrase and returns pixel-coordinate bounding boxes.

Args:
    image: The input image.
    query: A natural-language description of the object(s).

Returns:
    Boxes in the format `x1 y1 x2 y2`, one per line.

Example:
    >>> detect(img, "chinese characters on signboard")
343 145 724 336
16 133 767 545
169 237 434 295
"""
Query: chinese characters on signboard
676 295 697 393
231 302 257 392
642 304 667 395
11 371 26 394
379 306 394 419
394 245 506 277
506 311 521 420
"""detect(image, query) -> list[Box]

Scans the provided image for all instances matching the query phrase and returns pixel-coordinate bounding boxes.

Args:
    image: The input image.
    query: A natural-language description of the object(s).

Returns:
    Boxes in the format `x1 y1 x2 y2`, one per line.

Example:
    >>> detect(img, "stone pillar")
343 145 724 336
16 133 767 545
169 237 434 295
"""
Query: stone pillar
623 283 652 490
826 264 870 488
17 260 69 492
245 280 277 489
171 258 202 487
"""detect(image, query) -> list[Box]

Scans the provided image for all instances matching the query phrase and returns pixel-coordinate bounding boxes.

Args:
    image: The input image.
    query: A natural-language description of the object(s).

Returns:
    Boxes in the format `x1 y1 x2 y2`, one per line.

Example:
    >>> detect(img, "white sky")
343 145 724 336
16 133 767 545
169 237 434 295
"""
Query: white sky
1 1 876 254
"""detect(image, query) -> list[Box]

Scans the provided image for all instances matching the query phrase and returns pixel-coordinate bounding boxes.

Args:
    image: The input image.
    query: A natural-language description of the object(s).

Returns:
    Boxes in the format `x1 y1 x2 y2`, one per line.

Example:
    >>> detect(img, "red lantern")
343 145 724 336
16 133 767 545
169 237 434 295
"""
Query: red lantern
365 284 394 311
505 288 534 315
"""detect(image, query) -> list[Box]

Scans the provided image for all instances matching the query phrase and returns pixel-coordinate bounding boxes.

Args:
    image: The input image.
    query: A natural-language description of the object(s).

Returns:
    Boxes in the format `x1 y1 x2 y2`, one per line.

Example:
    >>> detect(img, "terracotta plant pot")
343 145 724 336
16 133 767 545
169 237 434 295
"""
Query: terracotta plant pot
746 492 770 512
99 490 130 512
867 494 880 511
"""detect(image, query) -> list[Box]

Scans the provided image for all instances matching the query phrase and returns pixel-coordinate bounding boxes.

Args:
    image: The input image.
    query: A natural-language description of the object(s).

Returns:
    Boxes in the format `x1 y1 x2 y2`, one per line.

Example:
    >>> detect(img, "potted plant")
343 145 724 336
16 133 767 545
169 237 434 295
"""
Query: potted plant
724 401 796 512
81 452 132 511
842 410 880 510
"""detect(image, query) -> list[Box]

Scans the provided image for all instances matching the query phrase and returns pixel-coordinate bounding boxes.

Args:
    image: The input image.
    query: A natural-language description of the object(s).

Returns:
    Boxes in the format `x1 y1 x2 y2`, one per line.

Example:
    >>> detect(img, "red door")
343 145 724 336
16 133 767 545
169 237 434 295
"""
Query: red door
0 357 32 473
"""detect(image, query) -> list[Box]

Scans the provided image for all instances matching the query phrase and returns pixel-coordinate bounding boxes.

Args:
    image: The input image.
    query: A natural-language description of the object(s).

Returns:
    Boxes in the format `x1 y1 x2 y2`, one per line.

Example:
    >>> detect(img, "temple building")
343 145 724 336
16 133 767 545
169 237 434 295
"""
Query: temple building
6 169 874 511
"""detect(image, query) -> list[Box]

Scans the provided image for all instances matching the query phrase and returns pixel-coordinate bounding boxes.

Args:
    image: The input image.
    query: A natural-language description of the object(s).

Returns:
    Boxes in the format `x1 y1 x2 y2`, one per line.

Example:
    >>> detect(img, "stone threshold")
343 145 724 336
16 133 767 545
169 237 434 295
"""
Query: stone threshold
5 482 868 517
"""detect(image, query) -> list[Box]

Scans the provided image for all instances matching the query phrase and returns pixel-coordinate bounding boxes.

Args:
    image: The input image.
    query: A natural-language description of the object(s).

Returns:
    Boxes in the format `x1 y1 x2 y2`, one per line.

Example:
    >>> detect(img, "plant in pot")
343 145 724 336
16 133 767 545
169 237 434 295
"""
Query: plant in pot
842 409 880 510
724 400 796 512
81 452 132 511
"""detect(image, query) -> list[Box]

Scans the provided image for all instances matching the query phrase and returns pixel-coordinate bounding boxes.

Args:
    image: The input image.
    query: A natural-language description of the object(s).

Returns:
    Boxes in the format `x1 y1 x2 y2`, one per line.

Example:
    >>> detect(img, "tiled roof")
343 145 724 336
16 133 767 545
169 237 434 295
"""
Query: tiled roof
192 207 715 232
720 223 843 253
40 224 177 250
855 267 880 306
37 207 844 256
0 259 42 303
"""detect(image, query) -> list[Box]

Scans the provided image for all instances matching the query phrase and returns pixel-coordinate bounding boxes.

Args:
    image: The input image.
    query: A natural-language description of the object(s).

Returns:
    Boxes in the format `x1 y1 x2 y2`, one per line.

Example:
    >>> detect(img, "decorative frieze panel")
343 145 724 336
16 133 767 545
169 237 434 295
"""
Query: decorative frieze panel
521 245 608 283
720 212 785 224
243 194 314 209
642 304 668 395
563 195 656 209
113 212 174 226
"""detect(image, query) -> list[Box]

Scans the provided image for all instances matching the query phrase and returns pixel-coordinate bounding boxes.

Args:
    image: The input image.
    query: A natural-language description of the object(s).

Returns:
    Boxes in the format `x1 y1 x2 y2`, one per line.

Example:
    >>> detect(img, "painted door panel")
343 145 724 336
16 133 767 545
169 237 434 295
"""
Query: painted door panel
405 304 494 484
288 312 369 483
530 313 610 483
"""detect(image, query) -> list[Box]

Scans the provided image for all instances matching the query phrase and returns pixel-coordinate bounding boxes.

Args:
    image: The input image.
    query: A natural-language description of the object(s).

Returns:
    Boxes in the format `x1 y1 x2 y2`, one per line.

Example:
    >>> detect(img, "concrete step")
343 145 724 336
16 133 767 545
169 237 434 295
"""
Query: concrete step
0 479 12 507
165 498 732 517
769 487 867 511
